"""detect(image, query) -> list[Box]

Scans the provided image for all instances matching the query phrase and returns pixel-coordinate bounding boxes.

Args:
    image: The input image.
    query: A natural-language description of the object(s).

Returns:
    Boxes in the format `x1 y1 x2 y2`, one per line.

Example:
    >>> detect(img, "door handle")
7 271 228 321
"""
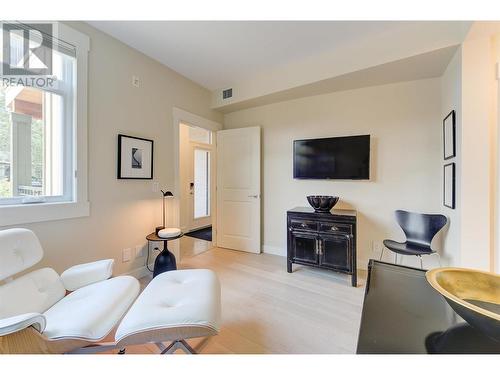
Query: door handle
316 239 322 255
248 195 259 198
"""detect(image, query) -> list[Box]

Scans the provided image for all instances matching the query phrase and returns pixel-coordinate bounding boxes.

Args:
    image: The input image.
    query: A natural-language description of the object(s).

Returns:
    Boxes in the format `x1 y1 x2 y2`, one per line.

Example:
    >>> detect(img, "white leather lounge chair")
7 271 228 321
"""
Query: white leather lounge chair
0 228 139 353
0 228 220 354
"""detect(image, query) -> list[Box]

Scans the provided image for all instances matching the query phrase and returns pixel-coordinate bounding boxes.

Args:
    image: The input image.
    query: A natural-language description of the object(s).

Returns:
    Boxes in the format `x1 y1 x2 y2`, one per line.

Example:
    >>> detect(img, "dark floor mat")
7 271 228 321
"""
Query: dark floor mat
185 226 212 241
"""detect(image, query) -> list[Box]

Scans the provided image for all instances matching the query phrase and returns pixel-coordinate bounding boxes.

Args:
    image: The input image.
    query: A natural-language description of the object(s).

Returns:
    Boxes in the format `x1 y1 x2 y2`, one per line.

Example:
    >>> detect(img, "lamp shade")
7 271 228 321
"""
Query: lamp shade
161 190 173 197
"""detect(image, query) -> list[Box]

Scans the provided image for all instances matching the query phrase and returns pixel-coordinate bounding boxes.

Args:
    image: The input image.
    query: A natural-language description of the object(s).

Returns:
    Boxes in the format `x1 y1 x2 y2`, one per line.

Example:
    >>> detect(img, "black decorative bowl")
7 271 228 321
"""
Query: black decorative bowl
306 195 339 212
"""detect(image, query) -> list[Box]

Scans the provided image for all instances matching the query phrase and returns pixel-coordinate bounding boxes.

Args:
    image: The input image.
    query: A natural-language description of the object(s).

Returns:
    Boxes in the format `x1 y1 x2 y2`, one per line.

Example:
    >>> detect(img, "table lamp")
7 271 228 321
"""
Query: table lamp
156 190 181 238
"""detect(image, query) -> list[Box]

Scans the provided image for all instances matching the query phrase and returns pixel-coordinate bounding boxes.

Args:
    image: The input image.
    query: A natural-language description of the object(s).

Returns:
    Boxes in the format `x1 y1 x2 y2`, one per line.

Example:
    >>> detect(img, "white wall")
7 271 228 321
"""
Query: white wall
460 35 493 271
496 34 500 273
459 23 500 271
440 48 462 266
224 78 443 269
0 22 222 276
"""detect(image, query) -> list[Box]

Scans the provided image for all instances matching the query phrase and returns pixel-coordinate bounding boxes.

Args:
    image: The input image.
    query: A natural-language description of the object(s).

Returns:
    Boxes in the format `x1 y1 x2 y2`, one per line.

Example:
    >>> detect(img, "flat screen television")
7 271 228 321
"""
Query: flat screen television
293 135 370 180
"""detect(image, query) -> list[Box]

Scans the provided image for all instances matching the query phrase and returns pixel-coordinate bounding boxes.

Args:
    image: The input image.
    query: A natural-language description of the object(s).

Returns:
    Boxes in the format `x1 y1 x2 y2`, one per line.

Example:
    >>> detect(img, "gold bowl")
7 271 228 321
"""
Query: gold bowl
426 267 500 341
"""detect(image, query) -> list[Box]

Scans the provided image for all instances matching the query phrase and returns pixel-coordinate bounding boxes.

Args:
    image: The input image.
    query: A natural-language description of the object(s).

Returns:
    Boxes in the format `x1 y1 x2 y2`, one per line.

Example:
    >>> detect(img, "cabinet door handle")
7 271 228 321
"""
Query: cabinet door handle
301 223 308 228
317 239 322 255
331 226 339 231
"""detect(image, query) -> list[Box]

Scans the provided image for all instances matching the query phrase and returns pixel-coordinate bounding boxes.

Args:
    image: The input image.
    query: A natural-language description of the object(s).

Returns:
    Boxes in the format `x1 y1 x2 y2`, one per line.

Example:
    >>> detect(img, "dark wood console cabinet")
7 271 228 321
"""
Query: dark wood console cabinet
287 207 357 286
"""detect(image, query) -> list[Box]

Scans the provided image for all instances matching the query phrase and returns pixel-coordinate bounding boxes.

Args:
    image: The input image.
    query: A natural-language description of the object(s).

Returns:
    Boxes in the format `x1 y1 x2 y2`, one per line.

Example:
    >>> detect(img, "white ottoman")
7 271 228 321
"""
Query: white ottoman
115 269 221 353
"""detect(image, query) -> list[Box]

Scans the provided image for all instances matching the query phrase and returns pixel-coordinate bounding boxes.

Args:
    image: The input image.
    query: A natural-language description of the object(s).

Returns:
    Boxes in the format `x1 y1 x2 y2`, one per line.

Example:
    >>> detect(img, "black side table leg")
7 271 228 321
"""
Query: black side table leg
153 241 177 277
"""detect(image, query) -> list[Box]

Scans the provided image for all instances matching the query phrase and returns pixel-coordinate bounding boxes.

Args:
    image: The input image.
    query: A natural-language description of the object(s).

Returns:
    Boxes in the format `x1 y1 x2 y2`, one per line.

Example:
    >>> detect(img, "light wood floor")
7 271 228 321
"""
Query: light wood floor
104 247 367 354
179 235 213 258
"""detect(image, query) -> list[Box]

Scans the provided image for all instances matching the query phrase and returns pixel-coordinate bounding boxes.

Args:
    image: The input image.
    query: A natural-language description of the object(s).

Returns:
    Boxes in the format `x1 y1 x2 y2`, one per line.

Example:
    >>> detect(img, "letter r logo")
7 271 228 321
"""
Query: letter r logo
2 23 53 76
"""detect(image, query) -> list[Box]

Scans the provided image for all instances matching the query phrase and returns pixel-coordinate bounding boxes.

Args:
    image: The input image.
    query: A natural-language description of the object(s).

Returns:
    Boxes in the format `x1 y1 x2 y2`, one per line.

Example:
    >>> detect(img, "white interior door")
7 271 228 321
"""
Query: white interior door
217 127 261 253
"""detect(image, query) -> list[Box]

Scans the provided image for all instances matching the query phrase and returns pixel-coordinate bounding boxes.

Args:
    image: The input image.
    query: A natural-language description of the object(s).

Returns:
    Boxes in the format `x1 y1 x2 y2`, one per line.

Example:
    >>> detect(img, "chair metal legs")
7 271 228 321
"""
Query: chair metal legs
157 340 196 354
417 253 442 270
380 247 443 269
417 253 443 270
71 340 198 355
379 247 399 265
380 248 442 270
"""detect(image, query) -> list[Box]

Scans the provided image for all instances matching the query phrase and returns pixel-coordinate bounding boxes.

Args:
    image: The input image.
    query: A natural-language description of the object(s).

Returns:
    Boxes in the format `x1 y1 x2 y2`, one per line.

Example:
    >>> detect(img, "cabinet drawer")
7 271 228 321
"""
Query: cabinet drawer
290 219 318 231
319 222 352 234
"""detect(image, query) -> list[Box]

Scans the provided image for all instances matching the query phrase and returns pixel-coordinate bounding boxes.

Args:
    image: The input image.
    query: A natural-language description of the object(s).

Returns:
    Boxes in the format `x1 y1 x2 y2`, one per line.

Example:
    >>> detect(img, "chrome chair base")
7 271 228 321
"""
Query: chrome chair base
379 246 442 269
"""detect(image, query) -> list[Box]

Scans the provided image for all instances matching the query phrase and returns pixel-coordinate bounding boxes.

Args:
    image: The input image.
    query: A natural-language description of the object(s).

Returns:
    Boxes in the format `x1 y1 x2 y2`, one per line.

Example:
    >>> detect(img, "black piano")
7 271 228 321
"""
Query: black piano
356 260 500 354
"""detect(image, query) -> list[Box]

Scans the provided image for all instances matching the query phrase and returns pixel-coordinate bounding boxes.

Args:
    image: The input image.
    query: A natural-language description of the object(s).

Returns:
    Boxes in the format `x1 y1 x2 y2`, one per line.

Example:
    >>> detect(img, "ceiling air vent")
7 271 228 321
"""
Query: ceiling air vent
222 88 233 100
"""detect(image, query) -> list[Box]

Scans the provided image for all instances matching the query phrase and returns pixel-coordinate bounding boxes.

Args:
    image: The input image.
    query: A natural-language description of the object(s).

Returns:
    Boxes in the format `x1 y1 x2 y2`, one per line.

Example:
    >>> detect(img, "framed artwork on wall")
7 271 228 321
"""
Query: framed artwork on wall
117 134 154 179
443 110 456 160
443 162 455 209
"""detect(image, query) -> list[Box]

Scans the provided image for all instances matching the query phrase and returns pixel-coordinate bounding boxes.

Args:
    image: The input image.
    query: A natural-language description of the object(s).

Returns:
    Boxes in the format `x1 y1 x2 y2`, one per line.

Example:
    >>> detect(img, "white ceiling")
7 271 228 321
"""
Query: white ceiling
88 21 471 91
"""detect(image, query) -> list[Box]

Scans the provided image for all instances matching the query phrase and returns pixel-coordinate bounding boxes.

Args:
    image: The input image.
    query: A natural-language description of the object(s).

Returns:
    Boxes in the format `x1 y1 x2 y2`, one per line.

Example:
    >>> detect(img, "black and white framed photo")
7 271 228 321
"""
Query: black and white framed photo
443 110 456 160
443 162 455 209
117 134 154 179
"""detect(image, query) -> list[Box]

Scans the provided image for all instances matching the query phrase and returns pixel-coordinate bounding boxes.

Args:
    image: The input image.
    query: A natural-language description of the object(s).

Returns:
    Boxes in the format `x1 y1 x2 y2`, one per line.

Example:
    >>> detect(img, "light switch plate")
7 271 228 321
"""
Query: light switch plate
135 245 144 258
122 248 132 262
372 241 383 254
152 181 159 193
132 75 140 87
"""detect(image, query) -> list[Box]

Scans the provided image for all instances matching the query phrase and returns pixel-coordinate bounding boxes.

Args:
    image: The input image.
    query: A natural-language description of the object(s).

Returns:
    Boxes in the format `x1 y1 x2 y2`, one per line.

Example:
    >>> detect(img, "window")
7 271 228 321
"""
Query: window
0 22 89 225
0 24 76 205
194 148 210 218
188 125 211 219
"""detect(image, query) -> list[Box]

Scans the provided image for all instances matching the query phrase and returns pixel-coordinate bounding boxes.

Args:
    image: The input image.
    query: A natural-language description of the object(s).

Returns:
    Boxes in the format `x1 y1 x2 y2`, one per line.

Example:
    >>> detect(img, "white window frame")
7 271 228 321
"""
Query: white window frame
0 23 89 226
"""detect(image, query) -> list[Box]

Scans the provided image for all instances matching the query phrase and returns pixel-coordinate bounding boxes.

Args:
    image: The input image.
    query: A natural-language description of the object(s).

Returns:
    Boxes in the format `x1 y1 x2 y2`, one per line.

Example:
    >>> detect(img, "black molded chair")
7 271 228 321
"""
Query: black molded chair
382 210 448 269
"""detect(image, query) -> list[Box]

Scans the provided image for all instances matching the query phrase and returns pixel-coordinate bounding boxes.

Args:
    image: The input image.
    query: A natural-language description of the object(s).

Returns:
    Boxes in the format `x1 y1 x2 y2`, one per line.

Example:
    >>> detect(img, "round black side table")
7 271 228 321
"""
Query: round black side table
146 232 183 277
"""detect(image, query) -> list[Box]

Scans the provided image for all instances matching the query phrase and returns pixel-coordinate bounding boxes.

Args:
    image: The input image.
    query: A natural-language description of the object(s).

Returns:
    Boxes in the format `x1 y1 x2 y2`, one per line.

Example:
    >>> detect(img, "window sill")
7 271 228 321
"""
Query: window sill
0 201 90 227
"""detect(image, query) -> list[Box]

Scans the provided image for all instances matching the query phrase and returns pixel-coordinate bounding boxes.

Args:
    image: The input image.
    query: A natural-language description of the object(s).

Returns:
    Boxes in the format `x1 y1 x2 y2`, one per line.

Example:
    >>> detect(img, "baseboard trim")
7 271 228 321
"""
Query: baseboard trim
357 258 369 271
262 245 285 256
122 265 152 279
120 252 369 275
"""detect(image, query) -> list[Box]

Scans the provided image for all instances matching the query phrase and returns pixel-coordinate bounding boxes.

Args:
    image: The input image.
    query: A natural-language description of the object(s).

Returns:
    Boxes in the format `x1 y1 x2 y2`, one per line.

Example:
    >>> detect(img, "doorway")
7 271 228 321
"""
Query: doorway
172 108 261 262
179 123 215 258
